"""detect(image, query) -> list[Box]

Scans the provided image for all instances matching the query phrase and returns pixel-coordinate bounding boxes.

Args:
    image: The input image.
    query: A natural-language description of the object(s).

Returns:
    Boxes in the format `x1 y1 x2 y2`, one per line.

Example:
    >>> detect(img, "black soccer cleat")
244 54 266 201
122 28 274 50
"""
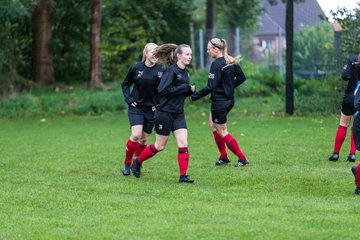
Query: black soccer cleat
355 187 360 195
132 157 142 178
235 159 249 167
122 163 131 176
179 175 194 183
347 154 356 162
328 152 339 161
215 157 231 165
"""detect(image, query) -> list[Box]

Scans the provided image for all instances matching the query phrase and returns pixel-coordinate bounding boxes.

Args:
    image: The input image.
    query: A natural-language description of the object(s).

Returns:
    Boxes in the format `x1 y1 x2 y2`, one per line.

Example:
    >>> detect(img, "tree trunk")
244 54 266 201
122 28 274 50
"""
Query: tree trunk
285 0 294 115
88 0 102 88
205 0 216 67
32 0 54 85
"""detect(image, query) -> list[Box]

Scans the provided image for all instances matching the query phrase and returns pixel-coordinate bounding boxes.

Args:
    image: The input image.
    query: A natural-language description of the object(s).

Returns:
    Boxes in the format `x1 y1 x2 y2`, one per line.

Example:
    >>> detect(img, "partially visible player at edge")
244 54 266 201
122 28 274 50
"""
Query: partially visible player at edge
191 37 248 167
132 43 196 183
350 54 360 194
328 54 359 162
121 43 164 176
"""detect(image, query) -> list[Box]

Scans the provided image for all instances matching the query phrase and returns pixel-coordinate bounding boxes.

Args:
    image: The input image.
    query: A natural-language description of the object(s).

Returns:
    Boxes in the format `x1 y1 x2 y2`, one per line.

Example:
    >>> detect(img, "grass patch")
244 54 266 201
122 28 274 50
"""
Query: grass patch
0 113 358 239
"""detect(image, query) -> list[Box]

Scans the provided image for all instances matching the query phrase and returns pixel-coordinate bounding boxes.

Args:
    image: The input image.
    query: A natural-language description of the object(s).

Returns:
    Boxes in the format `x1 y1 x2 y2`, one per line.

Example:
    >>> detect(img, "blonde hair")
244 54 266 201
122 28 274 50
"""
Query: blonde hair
142 43 158 62
209 38 240 64
154 43 191 66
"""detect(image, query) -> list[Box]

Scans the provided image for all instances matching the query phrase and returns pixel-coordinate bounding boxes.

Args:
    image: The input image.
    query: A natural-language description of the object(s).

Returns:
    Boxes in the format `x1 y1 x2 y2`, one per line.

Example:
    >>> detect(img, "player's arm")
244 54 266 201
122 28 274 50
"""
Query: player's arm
191 63 220 101
234 64 246 88
121 66 136 105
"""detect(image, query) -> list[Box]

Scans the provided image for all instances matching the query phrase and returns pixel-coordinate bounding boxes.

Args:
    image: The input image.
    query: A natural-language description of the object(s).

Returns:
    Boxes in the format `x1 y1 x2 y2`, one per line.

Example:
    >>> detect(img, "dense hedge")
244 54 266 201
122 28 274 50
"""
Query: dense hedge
0 68 346 118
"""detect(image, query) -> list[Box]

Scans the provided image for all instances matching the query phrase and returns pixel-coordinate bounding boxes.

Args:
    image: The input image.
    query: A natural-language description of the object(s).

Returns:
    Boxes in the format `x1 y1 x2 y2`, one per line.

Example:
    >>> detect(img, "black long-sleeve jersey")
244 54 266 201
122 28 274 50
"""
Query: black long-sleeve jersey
157 63 193 113
342 54 359 93
191 57 246 102
121 62 164 107
352 62 360 111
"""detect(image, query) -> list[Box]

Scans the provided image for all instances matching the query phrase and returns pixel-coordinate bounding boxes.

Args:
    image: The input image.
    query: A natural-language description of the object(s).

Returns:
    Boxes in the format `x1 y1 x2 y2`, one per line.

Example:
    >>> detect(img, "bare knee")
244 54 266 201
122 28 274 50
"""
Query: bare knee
130 134 141 142
340 114 352 127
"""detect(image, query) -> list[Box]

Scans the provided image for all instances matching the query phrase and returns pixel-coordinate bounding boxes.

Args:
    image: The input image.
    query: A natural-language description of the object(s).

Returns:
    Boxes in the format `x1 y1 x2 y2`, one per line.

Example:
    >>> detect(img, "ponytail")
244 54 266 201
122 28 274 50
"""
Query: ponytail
154 43 191 66
209 38 240 64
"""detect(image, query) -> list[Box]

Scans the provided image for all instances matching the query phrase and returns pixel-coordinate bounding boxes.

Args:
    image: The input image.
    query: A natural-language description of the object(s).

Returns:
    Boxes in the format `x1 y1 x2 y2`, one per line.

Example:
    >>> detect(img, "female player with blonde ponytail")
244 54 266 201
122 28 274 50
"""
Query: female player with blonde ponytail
191 38 248 167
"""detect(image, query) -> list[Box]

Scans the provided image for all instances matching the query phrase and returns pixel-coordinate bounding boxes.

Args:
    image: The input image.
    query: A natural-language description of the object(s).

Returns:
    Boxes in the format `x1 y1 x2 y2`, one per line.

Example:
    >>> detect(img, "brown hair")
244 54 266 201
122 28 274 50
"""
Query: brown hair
142 43 158 62
209 38 240 64
154 43 191 66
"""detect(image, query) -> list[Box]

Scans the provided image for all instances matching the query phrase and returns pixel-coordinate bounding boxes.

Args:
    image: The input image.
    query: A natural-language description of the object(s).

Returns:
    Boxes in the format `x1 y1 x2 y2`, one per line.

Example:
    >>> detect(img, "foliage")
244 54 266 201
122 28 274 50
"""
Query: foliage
51 1 90 84
294 75 344 116
0 0 36 93
0 86 125 118
1 115 359 239
293 23 336 73
101 0 196 82
331 4 360 59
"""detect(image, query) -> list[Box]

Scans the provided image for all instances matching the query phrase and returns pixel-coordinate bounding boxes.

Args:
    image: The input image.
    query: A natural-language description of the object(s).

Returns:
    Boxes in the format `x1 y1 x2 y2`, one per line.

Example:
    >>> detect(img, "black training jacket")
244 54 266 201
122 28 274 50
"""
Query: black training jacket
342 54 359 94
121 62 164 107
157 63 193 113
191 57 246 102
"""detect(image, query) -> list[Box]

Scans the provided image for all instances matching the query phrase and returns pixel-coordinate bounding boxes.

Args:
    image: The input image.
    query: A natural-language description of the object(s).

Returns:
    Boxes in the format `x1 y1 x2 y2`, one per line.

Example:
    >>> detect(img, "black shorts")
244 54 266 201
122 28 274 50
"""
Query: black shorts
154 110 187 136
211 100 234 124
342 92 355 116
128 106 155 134
353 112 360 151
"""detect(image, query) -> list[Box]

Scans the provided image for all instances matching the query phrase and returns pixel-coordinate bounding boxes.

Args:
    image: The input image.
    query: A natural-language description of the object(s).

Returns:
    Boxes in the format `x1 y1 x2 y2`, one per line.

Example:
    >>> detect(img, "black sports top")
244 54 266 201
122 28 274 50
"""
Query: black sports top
191 57 246 101
121 62 164 107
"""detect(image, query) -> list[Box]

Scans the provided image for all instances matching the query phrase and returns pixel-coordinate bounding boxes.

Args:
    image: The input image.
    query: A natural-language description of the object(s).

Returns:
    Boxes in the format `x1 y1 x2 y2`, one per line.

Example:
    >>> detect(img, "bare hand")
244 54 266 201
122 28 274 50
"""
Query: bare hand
190 85 196 93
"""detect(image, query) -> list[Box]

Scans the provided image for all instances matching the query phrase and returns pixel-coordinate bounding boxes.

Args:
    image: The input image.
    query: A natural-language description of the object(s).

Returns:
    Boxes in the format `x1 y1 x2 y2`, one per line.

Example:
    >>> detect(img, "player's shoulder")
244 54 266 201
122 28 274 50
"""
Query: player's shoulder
132 62 145 70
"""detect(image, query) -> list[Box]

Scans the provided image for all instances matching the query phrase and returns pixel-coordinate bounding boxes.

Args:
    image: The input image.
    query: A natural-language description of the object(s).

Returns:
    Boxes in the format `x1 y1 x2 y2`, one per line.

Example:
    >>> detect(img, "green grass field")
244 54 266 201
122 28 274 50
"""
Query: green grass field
0 111 359 239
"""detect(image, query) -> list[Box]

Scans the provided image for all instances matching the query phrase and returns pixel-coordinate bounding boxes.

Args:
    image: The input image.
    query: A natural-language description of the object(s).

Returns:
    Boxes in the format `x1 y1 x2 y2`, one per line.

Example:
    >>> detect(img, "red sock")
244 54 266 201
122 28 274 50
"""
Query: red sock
333 125 347 153
134 143 147 157
138 144 158 164
223 134 247 161
356 163 360 187
178 147 189 176
124 139 138 164
212 131 227 159
350 131 356 154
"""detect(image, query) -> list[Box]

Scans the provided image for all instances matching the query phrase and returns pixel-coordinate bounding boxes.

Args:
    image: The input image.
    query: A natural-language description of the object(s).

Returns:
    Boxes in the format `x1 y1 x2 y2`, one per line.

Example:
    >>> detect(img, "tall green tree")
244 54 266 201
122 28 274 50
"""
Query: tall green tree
51 1 90 84
331 4 360 61
0 0 36 94
88 0 102 88
32 0 54 85
294 24 335 72
101 0 196 81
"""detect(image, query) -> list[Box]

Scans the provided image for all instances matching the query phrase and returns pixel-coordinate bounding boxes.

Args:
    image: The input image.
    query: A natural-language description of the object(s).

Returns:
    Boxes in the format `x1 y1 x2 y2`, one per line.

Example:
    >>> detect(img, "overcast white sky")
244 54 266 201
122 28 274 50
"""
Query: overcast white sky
317 0 359 18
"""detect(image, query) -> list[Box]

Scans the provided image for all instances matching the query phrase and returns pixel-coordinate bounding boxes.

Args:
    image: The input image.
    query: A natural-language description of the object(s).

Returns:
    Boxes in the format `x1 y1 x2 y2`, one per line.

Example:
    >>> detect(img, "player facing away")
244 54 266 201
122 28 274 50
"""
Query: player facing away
121 43 164 175
132 44 196 183
328 54 360 162
350 55 360 194
191 38 248 167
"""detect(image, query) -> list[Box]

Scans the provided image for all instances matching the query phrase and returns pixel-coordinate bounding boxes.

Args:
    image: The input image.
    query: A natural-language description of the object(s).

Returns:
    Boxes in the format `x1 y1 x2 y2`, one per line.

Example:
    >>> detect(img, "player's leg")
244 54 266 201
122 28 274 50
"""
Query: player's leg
209 112 229 164
133 110 171 178
329 93 353 161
